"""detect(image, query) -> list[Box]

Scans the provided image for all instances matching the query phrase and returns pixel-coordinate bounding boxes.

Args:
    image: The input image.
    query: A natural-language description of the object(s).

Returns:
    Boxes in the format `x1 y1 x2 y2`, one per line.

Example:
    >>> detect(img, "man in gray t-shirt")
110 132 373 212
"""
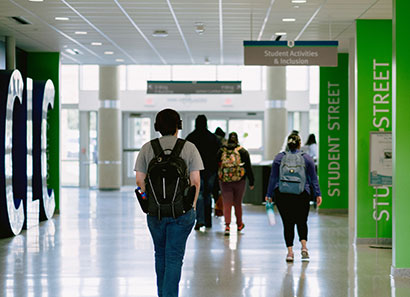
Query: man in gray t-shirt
134 109 203 297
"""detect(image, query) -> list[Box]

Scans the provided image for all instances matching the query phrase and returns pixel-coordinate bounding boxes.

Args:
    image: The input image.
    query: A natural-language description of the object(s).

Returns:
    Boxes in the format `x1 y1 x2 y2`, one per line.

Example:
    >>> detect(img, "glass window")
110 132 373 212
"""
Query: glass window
239 66 262 91
190 119 227 136
128 117 151 148
61 109 79 186
216 65 239 81
261 66 267 90
89 111 98 188
286 66 308 91
172 65 216 81
309 66 319 104
228 119 263 150
80 65 99 90
127 65 150 90
119 65 126 91
61 65 79 104
309 109 319 138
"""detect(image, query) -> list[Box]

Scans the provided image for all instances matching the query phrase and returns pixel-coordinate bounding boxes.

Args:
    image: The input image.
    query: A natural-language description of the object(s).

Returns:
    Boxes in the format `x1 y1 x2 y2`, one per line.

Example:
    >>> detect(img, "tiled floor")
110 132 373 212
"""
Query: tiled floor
0 187 409 297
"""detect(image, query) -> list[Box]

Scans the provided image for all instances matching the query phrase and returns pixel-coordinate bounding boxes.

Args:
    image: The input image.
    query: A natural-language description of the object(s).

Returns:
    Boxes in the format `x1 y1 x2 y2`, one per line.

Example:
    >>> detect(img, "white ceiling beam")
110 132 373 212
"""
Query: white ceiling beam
60 0 137 64
295 0 328 41
166 0 195 64
257 0 277 41
114 0 167 65
219 0 224 64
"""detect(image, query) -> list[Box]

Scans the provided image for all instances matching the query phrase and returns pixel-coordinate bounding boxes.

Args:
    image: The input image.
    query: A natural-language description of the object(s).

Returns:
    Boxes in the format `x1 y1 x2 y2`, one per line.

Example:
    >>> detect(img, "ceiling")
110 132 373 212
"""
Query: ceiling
0 0 392 65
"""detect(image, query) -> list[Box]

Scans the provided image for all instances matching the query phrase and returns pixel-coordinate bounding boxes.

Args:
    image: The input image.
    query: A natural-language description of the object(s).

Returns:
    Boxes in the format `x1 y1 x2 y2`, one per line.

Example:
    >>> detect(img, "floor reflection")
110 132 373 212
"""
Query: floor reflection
0 188 409 297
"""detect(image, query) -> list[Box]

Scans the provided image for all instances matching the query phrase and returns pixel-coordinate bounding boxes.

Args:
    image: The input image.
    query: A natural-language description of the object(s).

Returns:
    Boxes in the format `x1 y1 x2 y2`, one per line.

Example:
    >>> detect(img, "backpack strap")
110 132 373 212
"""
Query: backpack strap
171 139 186 157
150 138 163 157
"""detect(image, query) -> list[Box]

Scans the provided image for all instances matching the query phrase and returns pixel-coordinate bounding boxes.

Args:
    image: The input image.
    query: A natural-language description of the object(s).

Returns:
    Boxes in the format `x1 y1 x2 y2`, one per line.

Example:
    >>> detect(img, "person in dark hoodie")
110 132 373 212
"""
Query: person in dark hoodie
186 115 221 230
217 132 254 236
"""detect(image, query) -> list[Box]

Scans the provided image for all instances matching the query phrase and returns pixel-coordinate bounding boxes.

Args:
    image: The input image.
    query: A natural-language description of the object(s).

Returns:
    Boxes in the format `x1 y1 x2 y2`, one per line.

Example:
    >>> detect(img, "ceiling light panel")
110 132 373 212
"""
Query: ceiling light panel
0 0 394 65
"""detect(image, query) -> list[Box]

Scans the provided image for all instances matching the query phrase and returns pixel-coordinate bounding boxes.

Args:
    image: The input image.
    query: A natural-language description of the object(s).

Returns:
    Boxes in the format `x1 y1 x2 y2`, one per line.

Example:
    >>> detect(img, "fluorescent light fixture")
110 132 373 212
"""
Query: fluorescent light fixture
29 0 44 2
55 17 69 21
104 51 114 55
152 30 168 37
282 18 296 22
291 0 307 3
116 59 124 62
91 42 102 46
74 31 87 35
275 32 287 36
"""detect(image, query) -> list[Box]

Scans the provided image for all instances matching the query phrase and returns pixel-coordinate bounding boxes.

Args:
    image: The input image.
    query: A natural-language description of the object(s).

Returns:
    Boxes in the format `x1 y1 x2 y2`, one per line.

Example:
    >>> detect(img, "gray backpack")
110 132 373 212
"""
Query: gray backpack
279 151 306 195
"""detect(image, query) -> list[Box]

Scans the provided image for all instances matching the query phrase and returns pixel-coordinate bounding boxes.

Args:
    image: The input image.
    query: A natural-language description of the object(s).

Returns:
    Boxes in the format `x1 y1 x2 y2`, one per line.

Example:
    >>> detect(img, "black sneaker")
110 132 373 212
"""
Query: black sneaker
194 223 204 231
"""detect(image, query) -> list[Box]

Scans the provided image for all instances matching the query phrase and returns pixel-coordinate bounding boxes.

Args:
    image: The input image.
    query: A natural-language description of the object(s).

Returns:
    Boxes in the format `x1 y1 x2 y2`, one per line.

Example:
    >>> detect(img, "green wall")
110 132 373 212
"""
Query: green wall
319 53 349 210
356 20 392 240
393 0 410 269
27 52 60 211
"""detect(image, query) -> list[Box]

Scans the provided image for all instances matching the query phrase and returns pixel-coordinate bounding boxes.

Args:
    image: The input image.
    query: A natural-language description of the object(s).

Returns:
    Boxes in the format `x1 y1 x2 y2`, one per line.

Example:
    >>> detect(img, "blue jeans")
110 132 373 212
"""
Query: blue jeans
196 171 216 227
147 209 195 297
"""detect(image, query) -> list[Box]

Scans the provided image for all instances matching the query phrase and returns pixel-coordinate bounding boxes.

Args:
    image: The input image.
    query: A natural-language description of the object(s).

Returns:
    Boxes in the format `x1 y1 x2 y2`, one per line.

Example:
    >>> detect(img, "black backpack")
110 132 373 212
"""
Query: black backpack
144 138 191 219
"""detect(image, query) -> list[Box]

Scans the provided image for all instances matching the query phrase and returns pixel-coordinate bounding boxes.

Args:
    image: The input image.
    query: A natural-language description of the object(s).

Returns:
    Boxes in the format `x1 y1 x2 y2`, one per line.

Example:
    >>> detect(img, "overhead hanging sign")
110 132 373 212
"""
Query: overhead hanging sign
147 81 242 94
243 40 338 66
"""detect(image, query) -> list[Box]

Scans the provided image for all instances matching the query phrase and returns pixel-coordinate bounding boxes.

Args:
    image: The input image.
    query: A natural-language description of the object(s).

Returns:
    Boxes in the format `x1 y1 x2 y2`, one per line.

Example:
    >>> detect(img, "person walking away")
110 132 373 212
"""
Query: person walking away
212 127 227 215
265 133 322 262
301 133 318 165
214 127 227 146
217 132 254 236
134 108 203 297
186 115 221 230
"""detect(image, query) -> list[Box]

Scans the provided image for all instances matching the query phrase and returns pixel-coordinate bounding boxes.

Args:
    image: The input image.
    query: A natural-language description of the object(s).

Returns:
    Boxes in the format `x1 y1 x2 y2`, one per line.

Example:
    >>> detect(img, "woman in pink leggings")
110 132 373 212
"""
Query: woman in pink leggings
217 132 254 236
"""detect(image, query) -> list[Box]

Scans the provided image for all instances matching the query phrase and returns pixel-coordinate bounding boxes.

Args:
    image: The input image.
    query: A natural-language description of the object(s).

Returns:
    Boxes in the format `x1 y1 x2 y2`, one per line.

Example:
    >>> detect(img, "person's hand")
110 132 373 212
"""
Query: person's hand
316 196 322 207
265 196 272 203
249 185 255 190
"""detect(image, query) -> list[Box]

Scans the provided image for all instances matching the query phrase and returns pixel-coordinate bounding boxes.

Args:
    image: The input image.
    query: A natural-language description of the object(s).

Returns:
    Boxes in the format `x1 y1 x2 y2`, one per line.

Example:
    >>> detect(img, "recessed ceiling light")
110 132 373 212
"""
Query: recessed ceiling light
116 59 124 62
75 31 87 35
275 32 287 36
29 0 44 2
152 30 168 37
195 22 205 35
282 18 296 22
91 42 102 46
291 0 307 3
104 51 114 55
55 17 69 21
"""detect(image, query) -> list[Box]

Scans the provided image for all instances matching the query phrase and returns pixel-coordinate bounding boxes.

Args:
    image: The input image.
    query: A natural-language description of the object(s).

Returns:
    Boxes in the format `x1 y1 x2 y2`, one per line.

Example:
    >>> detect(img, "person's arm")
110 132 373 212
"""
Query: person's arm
305 155 322 206
189 170 201 209
265 154 281 201
240 148 254 189
135 172 146 191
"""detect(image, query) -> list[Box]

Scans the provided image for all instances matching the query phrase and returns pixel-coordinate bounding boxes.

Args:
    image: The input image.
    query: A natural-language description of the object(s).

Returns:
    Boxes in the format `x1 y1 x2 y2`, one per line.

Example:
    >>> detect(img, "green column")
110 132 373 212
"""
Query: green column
319 53 349 210
27 52 60 212
356 20 392 242
393 0 410 273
